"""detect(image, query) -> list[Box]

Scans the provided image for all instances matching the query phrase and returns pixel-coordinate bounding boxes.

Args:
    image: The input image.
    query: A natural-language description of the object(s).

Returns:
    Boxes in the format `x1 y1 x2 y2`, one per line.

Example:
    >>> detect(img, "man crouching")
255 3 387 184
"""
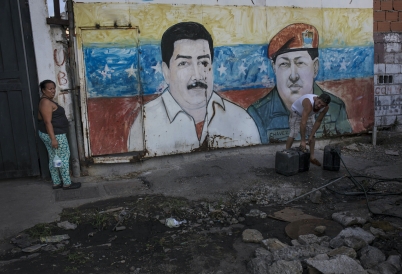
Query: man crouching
286 93 331 166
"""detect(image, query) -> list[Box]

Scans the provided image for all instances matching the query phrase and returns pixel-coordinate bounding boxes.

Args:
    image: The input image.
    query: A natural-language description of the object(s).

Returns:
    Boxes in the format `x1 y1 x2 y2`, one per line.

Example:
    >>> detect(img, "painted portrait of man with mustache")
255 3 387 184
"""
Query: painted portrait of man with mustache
127 22 260 156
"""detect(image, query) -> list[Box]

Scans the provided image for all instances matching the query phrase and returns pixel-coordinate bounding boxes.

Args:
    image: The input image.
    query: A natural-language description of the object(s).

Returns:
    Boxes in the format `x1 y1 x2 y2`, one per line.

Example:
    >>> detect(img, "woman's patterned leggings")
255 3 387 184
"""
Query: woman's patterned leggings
38 131 71 187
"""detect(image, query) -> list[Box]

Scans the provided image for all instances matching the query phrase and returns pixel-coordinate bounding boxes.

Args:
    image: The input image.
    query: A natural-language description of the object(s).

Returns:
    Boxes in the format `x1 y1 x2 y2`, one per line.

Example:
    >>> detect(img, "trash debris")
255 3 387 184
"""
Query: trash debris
246 209 267 218
344 144 360 152
40 234 70 243
57 221 77 230
269 207 321 222
115 226 126 231
99 207 124 214
165 218 186 228
22 244 47 253
88 232 95 237
384 150 399 156
108 235 117 242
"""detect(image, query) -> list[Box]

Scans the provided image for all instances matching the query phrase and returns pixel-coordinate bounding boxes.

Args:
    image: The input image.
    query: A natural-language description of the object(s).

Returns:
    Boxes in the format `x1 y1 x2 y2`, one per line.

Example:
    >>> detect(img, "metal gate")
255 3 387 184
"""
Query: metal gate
0 0 40 179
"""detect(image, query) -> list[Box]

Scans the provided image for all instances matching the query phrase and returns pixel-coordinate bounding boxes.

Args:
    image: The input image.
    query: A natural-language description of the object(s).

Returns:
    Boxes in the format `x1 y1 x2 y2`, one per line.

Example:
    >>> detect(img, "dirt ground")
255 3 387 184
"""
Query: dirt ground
1 132 402 274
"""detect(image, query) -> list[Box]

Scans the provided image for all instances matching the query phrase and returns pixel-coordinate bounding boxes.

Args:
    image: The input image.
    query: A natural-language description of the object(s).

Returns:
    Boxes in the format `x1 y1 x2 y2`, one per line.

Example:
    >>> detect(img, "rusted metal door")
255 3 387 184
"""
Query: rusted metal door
0 0 40 179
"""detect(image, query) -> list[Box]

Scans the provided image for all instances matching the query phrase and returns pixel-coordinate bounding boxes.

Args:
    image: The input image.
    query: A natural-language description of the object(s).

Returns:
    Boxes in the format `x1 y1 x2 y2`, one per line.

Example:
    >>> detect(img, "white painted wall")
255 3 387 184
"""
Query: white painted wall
28 0 73 120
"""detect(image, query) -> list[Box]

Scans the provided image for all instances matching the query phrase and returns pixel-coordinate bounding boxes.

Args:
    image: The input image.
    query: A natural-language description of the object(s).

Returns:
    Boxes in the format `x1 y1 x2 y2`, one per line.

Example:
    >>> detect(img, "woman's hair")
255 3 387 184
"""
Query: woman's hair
39 80 56 91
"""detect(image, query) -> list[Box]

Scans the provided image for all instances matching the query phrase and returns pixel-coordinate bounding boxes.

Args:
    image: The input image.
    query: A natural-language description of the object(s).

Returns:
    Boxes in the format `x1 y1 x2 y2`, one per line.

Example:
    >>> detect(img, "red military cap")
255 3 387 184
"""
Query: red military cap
268 23 319 59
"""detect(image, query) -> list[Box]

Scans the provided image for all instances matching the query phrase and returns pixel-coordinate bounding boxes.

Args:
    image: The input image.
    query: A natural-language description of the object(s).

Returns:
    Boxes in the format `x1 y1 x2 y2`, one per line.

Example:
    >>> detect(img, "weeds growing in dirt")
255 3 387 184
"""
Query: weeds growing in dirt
60 209 82 225
91 212 110 231
26 223 53 239
64 266 78 273
67 252 88 264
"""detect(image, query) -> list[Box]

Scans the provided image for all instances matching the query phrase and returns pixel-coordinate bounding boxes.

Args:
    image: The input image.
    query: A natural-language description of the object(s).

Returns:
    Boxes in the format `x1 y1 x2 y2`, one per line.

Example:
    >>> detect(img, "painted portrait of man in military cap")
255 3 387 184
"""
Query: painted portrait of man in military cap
247 23 352 144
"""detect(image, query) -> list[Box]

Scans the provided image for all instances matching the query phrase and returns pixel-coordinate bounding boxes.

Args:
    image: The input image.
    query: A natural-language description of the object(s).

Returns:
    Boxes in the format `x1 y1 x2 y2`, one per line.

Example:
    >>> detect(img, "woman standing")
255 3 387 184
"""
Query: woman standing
38 80 81 190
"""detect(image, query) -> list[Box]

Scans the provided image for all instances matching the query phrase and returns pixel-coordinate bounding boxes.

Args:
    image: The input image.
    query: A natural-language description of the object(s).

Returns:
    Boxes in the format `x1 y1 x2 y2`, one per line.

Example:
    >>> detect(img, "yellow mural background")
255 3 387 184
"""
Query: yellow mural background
75 3 372 48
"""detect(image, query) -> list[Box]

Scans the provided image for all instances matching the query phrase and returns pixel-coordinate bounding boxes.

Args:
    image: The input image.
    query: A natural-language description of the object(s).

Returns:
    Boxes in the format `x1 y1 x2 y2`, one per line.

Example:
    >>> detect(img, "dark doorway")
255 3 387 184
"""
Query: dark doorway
0 0 41 179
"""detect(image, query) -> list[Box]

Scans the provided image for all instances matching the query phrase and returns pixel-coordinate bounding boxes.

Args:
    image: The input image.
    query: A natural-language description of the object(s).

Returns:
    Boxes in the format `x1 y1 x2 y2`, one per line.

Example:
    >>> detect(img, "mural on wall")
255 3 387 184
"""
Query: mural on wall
247 23 352 143
127 22 261 156
76 3 374 157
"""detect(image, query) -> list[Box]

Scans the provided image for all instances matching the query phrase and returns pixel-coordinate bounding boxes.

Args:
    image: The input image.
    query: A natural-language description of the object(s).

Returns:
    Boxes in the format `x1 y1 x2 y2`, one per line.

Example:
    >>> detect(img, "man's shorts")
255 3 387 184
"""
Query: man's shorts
288 111 315 138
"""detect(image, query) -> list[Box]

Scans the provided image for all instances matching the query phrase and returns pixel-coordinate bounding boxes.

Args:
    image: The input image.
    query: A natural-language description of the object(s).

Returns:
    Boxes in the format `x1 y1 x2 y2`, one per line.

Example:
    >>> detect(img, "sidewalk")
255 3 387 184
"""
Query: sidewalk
1 134 401 241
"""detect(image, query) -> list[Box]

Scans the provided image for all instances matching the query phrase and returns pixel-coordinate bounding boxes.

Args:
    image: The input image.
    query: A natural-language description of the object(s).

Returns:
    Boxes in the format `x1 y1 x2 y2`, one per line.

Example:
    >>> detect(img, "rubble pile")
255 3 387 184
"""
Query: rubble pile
246 211 402 274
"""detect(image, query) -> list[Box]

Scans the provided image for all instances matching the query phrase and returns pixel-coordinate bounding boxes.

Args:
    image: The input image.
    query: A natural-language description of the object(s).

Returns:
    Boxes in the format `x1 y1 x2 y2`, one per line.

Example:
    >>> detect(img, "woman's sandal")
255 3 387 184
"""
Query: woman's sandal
52 184 63 189
63 182 82 190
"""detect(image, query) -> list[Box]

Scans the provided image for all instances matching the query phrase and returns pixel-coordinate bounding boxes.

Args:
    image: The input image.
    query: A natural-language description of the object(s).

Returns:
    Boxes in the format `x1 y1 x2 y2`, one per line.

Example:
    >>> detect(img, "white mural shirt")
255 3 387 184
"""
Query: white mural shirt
127 90 261 156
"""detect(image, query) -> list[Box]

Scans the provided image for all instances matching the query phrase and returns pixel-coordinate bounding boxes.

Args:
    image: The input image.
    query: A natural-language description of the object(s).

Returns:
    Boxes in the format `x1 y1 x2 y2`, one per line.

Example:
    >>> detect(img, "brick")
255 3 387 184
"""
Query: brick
395 52 402 63
374 33 385 43
386 63 400 73
394 1 402 10
381 1 394 10
384 33 401 43
391 21 402 31
375 0 381 9
375 11 386 21
378 21 391 32
378 63 386 73
385 42 401 53
386 11 399 21
384 53 395 63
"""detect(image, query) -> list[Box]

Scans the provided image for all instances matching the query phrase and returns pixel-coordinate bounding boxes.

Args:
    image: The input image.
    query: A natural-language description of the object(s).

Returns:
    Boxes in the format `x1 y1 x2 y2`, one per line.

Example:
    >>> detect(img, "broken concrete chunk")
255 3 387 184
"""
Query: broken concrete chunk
310 189 321 204
298 234 330 245
272 244 331 261
254 247 272 264
41 244 58 252
242 229 263 243
247 257 270 274
261 238 288 251
314 225 326 235
246 209 267 219
40 234 70 243
330 227 375 249
332 211 367 227
312 254 329 260
386 255 401 271
291 240 301 246
373 261 399 274
369 227 386 237
345 144 360 151
358 246 386 269
306 255 367 274
267 260 303 274
344 236 368 250
384 150 399 156
22 244 46 253
57 221 77 230
327 246 357 259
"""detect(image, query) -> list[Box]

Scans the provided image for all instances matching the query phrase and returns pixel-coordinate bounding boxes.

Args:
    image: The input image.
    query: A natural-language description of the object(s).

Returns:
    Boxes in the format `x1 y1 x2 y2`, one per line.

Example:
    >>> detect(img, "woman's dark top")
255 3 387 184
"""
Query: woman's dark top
38 98 69 135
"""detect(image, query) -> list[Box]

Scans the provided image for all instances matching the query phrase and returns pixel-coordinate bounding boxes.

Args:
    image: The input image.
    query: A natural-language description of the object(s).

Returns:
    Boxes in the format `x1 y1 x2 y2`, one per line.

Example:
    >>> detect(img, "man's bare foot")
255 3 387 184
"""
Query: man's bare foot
310 158 321 166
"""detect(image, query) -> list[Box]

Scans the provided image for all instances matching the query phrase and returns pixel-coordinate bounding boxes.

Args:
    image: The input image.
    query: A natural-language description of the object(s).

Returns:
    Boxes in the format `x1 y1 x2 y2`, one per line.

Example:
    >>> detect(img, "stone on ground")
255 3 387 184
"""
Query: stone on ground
358 246 386 269
261 238 288 252
242 229 263 243
332 211 367 227
327 246 357 259
268 260 302 274
306 254 368 274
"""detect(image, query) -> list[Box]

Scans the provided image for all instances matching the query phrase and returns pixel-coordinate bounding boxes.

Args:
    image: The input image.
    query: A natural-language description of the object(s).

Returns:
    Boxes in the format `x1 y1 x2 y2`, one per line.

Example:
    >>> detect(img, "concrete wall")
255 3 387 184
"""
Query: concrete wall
374 0 402 129
73 0 374 159
29 0 73 120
